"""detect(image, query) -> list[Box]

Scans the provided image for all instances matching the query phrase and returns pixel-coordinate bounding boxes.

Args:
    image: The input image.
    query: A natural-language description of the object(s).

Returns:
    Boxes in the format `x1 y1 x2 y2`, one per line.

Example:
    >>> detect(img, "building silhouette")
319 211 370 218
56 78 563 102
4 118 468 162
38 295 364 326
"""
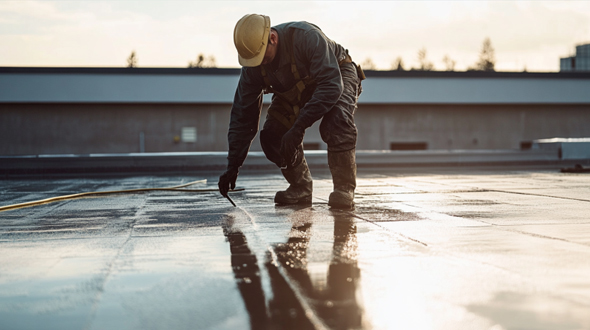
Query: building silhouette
1 67 590 155
561 43 590 71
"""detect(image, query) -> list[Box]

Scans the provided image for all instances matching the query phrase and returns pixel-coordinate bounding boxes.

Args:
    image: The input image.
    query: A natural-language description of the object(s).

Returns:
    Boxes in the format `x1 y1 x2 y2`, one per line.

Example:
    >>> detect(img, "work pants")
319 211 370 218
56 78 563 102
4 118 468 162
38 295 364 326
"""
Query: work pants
259 62 362 167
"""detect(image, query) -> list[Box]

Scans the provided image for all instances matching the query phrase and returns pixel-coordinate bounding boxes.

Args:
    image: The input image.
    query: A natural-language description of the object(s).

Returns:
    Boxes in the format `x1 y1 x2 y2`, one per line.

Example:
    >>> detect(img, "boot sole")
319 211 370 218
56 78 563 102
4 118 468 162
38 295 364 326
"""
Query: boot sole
328 192 354 209
274 195 312 205
328 201 355 210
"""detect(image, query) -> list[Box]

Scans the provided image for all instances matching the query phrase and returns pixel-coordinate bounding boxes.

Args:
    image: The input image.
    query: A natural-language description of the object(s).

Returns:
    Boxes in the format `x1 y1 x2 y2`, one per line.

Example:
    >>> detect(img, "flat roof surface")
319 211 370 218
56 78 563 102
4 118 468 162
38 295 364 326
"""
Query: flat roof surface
1 166 590 329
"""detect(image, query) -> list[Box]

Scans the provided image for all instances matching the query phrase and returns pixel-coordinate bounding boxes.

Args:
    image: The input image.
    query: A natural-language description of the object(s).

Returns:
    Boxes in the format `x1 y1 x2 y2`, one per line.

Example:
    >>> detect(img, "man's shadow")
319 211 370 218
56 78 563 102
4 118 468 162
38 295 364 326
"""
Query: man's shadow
223 206 363 329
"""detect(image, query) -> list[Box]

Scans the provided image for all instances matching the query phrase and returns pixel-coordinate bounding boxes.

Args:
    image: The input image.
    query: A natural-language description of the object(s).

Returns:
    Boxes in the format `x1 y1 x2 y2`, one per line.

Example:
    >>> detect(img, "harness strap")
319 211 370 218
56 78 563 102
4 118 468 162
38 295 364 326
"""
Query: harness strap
295 80 306 104
291 51 301 81
269 106 295 128
292 105 300 117
260 66 273 94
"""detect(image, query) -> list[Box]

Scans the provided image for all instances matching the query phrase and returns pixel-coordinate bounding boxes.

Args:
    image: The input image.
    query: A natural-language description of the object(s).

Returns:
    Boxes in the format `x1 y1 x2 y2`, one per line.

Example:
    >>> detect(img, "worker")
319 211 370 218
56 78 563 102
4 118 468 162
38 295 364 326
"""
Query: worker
218 14 364 209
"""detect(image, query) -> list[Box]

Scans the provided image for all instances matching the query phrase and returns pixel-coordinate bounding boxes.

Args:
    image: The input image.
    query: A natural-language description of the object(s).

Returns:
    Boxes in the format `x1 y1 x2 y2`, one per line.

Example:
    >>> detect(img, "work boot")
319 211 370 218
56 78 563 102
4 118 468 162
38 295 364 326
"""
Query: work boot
274 158 313 205
328 149 357 209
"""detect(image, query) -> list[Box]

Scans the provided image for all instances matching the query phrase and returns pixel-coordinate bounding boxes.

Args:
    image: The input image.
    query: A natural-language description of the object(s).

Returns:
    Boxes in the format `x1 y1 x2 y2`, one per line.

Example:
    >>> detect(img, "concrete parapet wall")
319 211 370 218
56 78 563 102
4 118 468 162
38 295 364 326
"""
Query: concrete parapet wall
355 104 590 150
2 68 590 156
2 103 590 155
1 149 581 175
0 103 238 155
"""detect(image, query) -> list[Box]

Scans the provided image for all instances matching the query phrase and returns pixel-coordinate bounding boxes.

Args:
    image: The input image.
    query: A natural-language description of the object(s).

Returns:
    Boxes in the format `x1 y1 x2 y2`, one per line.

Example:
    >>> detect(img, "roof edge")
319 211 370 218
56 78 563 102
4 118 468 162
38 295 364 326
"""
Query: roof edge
1 66 590 79
364 70 590 79
0 67 242 75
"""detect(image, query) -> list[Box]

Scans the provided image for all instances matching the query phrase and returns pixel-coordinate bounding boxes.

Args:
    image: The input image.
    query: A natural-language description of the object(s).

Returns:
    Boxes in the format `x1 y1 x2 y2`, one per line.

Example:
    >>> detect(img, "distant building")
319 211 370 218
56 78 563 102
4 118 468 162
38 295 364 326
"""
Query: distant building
1 67 590 155
560 43 590 71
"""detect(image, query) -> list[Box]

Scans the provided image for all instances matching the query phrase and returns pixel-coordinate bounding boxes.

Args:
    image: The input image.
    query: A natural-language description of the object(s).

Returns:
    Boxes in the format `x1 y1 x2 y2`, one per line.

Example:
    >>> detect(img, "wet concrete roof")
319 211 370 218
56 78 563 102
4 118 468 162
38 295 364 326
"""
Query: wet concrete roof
1 165 590 329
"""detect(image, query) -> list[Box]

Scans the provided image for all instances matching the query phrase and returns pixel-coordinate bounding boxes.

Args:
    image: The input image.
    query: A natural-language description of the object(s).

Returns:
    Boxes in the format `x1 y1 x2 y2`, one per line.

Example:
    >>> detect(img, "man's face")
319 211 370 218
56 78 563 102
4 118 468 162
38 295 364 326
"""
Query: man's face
261 31 278 65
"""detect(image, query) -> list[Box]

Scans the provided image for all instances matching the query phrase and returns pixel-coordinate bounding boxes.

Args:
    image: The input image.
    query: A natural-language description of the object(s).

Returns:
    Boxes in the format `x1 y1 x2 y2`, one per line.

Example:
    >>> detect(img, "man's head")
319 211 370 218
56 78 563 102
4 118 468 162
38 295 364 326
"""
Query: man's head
233 14 278 67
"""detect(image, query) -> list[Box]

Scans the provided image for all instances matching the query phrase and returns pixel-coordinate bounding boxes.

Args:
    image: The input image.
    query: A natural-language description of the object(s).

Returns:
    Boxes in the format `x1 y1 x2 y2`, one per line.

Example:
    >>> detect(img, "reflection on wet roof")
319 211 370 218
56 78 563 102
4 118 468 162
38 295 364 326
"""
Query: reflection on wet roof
1 167 590 329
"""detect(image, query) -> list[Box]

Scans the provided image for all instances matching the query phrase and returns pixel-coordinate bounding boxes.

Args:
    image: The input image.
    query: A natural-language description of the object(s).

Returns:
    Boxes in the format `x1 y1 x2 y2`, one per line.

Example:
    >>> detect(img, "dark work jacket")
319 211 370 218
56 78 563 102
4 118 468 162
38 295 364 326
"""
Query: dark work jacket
227 21 349 167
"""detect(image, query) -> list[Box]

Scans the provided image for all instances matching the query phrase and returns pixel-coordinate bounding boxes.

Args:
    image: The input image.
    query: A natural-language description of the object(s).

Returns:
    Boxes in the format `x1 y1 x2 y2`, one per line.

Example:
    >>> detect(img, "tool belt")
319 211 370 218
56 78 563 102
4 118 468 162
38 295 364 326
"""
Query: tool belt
339 53 366 81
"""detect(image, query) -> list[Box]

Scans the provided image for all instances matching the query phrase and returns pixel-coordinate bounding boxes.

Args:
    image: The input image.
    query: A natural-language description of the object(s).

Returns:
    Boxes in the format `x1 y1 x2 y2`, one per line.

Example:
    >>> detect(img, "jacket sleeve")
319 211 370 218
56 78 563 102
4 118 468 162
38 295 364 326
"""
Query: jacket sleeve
291 28 344 130
227 67 265 167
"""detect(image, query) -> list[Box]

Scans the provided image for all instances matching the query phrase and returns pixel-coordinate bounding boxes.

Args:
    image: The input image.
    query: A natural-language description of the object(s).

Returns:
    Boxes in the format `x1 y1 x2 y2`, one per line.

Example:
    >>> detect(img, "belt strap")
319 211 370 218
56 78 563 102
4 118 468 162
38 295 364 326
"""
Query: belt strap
338 54 353 66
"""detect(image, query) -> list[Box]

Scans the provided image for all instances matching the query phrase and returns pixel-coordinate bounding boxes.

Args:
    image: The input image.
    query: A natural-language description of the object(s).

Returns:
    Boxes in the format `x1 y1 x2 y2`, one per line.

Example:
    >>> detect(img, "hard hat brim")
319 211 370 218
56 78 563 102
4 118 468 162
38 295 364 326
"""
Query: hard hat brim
237 16 270 67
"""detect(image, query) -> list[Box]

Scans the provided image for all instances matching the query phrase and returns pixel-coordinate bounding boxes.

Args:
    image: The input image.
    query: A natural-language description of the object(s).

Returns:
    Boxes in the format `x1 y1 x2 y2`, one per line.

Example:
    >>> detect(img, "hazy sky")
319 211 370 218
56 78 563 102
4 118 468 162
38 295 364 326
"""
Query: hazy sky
1 1 589 71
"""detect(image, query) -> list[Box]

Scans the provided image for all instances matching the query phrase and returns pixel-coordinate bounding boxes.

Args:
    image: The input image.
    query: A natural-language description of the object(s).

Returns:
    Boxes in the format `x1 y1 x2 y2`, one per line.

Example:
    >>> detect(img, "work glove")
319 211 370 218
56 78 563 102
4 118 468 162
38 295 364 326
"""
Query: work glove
218 165 239 198
280 125 305 168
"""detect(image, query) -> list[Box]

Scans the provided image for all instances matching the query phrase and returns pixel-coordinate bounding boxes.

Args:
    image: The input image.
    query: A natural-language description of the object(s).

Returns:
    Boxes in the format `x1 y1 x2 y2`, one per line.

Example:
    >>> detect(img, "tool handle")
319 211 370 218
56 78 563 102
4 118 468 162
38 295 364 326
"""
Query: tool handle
225 195 237 207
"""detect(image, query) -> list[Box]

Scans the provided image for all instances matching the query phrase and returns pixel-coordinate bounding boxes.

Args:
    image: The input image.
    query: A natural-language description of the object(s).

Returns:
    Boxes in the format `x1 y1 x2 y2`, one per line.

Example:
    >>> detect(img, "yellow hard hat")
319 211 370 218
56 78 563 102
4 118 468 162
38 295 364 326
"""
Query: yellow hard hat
233 14 271 67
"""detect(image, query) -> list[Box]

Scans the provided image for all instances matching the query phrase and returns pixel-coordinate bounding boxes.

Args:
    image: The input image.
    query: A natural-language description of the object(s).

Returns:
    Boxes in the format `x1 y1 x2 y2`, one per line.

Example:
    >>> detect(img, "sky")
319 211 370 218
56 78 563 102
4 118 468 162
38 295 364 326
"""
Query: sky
1 1 589 72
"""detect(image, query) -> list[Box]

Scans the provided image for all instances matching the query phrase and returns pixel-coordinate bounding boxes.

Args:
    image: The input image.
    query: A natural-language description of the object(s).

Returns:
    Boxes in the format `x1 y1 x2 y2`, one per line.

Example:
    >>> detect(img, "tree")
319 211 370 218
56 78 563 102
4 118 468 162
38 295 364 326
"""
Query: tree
392 57 405 71
442 55 456 71
416 48 434 71
361 57 377 70
188 53 217 68
474 37 495 71
127 51 137 68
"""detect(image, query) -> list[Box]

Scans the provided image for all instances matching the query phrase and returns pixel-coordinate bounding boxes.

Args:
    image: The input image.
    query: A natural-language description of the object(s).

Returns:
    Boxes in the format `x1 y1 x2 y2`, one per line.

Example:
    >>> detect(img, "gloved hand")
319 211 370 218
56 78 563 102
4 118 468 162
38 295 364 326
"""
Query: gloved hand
218 165 239 198
280 125 305 167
